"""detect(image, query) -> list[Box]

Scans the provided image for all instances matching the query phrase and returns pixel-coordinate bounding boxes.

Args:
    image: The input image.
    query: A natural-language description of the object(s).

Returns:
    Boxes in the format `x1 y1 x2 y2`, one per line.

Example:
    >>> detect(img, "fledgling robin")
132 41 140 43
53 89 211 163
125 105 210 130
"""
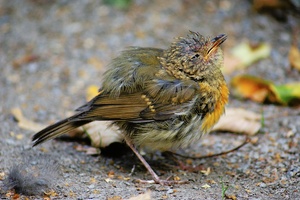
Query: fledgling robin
32 31 228 185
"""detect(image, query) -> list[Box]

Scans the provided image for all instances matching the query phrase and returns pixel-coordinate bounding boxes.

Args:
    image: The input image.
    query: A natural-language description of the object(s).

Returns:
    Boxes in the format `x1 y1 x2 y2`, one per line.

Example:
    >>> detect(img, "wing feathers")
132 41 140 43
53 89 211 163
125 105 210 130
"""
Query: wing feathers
32 116 90 146
33 78 201 145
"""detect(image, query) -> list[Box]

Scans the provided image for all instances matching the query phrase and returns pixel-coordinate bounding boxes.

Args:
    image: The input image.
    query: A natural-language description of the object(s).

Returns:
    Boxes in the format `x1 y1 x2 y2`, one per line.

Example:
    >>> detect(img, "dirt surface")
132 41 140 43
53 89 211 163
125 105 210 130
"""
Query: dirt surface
1 0 300 199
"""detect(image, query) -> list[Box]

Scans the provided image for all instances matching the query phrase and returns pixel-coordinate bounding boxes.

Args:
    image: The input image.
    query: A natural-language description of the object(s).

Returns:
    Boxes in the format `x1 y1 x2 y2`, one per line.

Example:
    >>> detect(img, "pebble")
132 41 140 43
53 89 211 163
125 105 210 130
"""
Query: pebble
88 184 95 189
259 183 267 188
167 189 174 194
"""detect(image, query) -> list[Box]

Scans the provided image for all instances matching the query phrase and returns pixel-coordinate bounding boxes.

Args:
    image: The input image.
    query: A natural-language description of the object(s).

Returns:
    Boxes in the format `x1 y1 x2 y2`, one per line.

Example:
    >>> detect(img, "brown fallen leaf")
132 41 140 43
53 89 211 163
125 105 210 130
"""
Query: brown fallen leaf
43 190 58 197
212 108 261 135
289 45 300 71
12 54 39 68
231 75 300 106
231 75 271 102
200 167 211 176
225 194 237 200
128 191 152 200
11 107 46 132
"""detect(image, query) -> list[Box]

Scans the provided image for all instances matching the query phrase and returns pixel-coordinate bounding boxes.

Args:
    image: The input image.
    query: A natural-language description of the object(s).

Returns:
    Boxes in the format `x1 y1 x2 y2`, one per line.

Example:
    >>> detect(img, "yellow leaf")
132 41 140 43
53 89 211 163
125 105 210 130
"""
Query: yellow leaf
11 107 46 132
289 45 300 71
86 85 100 101
224 42 271 74
230 42 271 68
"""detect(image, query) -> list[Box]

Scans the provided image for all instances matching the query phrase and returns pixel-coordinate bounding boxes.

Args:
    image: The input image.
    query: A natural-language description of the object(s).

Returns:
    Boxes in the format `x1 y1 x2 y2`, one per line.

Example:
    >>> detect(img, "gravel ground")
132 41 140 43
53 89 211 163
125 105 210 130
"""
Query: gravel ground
0 0 300 199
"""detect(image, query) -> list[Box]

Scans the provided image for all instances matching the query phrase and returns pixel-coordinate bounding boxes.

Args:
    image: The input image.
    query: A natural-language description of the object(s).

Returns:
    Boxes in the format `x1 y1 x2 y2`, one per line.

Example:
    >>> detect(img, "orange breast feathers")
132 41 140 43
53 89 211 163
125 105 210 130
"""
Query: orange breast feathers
200 81 229 133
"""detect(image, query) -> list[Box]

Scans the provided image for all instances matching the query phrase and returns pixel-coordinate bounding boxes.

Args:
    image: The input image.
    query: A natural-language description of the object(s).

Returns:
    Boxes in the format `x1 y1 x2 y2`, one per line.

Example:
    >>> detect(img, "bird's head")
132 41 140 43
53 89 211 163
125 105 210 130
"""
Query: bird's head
159 31 227 81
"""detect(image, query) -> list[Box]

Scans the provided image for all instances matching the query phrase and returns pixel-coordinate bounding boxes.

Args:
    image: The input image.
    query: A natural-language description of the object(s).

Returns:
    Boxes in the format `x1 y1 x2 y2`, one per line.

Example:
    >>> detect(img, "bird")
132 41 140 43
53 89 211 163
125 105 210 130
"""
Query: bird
32 31 228 185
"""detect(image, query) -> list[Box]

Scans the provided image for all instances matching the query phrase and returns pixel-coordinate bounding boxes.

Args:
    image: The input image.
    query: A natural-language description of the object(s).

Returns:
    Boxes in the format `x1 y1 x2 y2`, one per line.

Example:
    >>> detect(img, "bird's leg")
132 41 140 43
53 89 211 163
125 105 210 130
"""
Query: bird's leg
124 136 188 185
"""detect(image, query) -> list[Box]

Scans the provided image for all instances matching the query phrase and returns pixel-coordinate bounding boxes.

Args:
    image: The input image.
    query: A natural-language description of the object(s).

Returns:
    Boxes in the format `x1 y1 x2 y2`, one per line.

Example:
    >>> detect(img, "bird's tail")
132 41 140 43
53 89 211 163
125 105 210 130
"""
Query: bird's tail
32 116 90 146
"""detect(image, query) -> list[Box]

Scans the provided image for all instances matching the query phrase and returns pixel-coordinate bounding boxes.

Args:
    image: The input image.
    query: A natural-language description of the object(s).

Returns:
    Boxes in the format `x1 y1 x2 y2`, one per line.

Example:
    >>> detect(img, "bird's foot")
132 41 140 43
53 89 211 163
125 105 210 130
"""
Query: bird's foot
124 137 189 186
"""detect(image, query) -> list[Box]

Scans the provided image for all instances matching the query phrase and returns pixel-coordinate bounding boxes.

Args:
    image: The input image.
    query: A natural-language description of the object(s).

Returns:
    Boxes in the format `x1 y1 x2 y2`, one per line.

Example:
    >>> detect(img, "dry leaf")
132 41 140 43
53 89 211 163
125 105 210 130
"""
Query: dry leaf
11 107 46 132
207 179 216 184
201 184 211 189
86 85 100 101
231 75 300 106
289 45 300 71
224 42 271 74
200 167 211 176
43 190 58 197
90 177 97 183
225 194 237 200
107 196 122 200
12 54 39 68
212 108 261 135
128 191 152 200
232 42 271 66
231 75 271 102
0 172 5 180
107 171 115 178
104 178 114 183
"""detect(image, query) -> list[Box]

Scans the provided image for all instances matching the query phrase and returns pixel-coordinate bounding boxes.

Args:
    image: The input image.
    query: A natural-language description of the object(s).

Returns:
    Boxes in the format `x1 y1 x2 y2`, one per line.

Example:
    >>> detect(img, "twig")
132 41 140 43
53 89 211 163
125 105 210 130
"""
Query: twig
169 136 250 159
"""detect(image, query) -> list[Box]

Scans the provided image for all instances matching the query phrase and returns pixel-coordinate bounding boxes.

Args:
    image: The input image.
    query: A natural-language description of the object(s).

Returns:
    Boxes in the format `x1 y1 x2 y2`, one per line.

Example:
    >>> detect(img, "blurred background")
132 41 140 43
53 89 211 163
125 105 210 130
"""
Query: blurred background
0 0 300 199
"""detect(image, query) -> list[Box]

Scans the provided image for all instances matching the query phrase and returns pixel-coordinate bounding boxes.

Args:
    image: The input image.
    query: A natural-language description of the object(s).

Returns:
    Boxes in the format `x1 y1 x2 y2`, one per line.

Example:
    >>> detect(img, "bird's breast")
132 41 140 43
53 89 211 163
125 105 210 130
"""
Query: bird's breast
200 81 229 132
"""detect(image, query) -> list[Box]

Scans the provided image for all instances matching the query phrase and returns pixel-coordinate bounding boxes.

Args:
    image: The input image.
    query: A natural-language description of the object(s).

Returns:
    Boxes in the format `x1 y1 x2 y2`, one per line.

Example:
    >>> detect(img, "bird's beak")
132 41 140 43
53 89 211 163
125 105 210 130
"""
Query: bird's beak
206 34 227 58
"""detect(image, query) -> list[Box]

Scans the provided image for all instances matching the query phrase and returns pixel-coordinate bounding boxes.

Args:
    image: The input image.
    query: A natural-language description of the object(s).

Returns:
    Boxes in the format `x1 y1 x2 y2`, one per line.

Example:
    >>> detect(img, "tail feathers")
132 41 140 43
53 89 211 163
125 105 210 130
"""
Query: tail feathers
32 117 90 146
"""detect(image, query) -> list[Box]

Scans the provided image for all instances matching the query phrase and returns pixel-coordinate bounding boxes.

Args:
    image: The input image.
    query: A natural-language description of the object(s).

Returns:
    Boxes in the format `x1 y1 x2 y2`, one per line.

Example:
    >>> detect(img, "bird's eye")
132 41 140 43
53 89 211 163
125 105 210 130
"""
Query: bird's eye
192 54 200 59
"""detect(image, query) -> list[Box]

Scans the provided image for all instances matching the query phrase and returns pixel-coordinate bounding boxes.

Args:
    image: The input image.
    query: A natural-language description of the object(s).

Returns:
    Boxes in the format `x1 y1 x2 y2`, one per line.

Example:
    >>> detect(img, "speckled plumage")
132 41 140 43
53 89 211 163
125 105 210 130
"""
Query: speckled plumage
33 31 228 164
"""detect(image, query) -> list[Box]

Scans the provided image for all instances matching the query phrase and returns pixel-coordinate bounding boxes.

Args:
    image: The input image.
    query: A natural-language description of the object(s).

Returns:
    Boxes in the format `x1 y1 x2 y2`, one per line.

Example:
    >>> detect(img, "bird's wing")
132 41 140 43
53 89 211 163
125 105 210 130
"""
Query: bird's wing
141 78 200 120
74 79 200 122
74 92 151 121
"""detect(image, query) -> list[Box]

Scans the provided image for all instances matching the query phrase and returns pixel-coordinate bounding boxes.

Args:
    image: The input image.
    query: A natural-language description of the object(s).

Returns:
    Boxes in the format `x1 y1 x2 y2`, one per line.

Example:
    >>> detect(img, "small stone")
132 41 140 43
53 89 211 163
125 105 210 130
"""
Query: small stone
259 183 267 188
88 184 95 189
167 189 174 194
